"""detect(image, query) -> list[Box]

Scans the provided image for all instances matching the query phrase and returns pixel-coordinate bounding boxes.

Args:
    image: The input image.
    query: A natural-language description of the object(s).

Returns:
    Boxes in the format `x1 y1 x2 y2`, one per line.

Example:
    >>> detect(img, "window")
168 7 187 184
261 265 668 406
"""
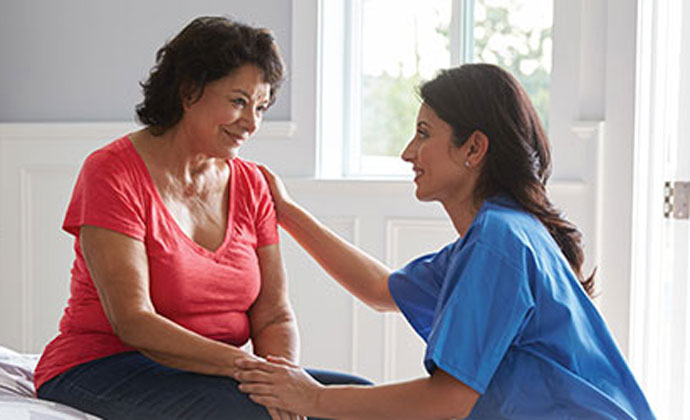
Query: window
318 0 554 178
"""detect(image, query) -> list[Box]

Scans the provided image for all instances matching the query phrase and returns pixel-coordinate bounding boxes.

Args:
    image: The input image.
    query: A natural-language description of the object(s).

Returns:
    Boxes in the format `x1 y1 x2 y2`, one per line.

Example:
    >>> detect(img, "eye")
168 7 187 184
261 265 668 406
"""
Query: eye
231 97 248 107
256 104 268 116
417 128 429 139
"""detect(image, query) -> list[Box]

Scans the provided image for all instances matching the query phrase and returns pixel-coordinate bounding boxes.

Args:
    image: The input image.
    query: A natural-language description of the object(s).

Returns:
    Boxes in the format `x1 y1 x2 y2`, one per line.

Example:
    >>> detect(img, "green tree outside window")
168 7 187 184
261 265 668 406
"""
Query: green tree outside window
360 0 553 158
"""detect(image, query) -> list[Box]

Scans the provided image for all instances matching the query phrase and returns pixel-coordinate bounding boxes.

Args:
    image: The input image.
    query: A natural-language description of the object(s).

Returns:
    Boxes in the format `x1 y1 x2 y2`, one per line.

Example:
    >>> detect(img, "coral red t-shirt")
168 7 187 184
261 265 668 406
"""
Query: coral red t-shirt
34 136 279 390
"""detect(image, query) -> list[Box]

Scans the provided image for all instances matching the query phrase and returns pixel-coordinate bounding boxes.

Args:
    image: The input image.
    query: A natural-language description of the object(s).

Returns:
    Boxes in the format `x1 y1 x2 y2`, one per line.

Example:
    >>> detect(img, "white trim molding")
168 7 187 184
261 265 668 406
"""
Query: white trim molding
0 122 139 140
0 121 296 142
254 121 297 140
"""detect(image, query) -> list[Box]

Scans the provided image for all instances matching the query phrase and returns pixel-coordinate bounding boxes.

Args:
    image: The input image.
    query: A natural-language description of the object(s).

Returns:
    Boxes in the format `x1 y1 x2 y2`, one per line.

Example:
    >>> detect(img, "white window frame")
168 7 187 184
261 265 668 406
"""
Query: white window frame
317 0 475 179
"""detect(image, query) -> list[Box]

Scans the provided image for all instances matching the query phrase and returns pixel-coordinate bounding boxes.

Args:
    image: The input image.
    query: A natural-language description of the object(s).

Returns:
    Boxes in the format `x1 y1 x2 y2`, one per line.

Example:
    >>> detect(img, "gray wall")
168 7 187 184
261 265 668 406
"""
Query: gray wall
0 0 292 122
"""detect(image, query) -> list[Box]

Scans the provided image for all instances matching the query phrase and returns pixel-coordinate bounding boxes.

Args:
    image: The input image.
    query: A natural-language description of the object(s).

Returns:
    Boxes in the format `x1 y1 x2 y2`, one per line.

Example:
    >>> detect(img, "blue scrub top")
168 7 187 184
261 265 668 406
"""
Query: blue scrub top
389 195 654 419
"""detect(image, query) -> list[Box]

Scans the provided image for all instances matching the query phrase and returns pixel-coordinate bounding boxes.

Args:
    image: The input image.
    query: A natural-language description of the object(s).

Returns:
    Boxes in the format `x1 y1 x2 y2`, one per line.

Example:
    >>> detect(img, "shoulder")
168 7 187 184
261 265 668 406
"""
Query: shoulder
464 195 547 265
76 136 147 200
231 157 269 189
81 136 138 178
231 157 260 173
473 196 538 235
399 239 460 276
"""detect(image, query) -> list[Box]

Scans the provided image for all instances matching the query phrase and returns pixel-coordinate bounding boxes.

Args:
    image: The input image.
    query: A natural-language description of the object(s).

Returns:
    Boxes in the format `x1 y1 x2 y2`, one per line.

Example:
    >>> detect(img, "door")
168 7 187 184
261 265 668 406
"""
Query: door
630 0 690 418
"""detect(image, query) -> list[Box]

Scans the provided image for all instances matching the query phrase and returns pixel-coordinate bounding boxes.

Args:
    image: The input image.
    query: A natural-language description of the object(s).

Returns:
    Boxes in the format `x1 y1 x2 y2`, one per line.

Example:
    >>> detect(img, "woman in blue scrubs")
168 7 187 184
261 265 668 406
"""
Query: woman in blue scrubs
235 64 655 419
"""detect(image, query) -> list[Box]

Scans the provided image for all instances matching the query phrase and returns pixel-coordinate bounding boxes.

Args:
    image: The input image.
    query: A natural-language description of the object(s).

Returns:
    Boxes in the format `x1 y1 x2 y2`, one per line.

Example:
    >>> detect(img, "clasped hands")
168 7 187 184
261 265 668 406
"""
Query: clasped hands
235 355 325 420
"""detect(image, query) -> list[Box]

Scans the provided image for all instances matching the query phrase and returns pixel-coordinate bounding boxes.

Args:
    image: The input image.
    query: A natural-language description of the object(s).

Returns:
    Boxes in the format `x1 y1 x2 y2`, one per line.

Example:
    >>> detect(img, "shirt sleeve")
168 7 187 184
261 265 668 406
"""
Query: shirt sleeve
252 166 279 248
62 149 146 241
388 241 456 341
425 240 535 394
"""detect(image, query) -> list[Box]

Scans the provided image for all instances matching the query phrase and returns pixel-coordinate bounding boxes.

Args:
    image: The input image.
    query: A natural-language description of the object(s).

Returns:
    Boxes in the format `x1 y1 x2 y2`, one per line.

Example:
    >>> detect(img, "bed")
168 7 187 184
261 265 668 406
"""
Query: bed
0 345 99 419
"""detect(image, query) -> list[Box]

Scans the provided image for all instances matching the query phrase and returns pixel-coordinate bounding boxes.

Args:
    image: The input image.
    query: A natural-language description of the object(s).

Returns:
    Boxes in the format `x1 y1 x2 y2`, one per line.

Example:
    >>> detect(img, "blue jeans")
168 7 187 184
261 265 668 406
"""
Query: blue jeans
38 351 372 420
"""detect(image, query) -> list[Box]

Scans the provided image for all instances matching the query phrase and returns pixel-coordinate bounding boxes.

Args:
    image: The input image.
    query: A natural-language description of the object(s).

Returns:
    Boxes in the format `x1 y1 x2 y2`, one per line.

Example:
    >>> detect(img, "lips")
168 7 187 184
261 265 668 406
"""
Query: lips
222 128 247 144
412 166 424 181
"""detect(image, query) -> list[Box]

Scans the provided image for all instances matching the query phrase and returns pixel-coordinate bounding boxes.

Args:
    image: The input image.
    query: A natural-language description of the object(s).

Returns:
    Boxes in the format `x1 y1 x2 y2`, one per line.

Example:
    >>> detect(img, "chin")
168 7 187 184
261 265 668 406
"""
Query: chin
414 188 432 202
414 184 443 203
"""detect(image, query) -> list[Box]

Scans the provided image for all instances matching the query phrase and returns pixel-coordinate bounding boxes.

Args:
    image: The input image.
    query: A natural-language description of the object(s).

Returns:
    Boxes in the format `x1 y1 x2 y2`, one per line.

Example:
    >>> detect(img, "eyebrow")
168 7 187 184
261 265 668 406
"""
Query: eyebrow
230 89 270 104
231 89 251 98
417 121 431 129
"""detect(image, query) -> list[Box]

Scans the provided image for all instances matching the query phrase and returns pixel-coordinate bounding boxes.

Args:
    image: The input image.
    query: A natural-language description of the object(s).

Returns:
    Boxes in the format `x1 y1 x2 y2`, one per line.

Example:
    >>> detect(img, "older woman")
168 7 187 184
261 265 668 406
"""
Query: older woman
236 64 655 419
35 16 367 420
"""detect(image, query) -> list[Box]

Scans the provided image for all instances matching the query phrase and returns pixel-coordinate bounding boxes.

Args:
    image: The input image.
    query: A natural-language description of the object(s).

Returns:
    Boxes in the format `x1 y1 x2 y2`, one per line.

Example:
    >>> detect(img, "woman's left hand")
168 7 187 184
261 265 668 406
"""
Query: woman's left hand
235 355 324 417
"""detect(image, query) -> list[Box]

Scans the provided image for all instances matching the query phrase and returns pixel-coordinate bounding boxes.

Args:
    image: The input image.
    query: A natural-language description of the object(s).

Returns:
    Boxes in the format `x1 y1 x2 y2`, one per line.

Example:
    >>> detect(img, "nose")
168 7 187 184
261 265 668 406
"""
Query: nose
241 107 259 135
400 138 416 162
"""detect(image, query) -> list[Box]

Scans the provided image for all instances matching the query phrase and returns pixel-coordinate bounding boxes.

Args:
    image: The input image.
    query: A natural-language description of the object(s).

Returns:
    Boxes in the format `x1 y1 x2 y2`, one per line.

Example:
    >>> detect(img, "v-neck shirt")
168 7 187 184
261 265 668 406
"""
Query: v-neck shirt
34 135 279 390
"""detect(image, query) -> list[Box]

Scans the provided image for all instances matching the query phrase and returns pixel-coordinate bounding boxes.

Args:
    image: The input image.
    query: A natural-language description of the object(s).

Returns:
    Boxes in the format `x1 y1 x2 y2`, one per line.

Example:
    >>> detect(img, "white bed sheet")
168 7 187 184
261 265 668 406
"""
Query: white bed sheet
0 345 100 420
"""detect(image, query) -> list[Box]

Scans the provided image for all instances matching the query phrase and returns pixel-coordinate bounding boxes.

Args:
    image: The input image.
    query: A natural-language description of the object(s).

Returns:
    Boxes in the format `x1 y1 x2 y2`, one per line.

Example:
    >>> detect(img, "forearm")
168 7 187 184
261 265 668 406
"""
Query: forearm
251 315 300 363
280 202 395 312
316 377 474 420
80 226 253 379
116 311 247 378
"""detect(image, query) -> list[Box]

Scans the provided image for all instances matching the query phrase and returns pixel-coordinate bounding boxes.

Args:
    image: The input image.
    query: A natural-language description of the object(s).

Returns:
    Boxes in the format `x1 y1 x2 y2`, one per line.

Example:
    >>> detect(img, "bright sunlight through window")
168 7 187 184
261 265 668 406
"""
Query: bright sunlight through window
319 0 554 178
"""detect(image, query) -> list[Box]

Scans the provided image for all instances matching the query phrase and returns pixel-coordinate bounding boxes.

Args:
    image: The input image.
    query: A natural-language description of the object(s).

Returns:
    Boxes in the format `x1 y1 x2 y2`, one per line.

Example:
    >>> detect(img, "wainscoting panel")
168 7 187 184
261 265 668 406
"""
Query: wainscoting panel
383 219 457 382
280 217 359 373
19 165 80 352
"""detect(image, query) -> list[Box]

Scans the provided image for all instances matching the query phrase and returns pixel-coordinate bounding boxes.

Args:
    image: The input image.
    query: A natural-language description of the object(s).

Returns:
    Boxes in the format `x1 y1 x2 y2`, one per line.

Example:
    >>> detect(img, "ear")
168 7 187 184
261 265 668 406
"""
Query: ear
180 83 200 111
465 130 489 168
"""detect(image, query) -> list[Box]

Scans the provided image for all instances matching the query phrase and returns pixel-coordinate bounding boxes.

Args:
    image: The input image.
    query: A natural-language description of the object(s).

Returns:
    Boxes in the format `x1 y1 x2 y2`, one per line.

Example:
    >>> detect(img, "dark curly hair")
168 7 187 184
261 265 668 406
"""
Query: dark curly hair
136 16 285 135
420 63 596 297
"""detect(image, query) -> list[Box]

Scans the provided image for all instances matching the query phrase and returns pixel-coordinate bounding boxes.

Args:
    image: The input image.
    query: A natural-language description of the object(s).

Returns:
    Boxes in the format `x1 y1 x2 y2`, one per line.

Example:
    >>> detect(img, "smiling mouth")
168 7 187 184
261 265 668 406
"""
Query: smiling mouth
223 128 247 144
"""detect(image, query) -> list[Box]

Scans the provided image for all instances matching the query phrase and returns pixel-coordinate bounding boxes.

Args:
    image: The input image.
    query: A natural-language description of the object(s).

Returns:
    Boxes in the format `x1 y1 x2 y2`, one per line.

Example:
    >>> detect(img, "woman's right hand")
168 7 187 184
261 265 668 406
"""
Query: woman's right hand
258 165 295 221
236 355 325 418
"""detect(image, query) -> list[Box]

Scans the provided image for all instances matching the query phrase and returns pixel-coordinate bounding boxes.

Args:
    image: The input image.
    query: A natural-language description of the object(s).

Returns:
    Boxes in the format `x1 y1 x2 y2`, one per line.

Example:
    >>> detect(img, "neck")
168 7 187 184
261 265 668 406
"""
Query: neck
139 128 228 196
159 127 225 174
441 194 483 237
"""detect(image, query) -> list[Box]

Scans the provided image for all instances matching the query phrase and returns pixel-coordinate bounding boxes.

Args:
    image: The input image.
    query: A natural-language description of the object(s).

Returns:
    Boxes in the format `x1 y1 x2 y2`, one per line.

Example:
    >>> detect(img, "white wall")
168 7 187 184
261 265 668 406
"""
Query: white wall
0 0 292 122
0 0 641 383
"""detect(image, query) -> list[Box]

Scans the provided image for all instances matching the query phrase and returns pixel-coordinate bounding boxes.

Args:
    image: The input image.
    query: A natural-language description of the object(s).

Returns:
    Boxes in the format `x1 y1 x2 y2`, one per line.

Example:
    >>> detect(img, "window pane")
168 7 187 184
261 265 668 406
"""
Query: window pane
474 0 554 128
360 0 451 163
354 0 554 176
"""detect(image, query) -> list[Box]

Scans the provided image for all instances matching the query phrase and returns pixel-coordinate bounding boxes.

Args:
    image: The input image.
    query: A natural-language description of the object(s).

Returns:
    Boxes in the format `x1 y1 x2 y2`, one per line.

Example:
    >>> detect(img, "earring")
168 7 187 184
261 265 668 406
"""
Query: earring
464 161 470 168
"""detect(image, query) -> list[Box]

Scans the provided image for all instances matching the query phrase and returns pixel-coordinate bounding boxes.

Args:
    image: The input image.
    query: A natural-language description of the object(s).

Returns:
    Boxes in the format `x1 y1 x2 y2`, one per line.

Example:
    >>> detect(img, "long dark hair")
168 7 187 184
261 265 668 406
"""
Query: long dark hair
136 16 285 135
420 63 595 297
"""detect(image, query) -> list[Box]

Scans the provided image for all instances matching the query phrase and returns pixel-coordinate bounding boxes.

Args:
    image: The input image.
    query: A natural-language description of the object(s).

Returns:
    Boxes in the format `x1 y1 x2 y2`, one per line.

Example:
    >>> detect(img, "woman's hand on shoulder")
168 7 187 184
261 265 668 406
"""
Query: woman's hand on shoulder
258 165 295 221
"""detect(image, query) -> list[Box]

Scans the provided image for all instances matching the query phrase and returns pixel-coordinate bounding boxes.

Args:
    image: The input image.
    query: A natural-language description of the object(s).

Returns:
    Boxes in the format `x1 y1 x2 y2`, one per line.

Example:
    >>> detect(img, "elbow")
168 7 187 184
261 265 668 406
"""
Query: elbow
365 274 397 313
430 372 479 419
435 402 474 420
443 389 478 419
250 306 299 340
369 295 398 314
368 299 395 313
111 320 139 347
449 395 478 419
453 404 474 420
109 311 154 348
